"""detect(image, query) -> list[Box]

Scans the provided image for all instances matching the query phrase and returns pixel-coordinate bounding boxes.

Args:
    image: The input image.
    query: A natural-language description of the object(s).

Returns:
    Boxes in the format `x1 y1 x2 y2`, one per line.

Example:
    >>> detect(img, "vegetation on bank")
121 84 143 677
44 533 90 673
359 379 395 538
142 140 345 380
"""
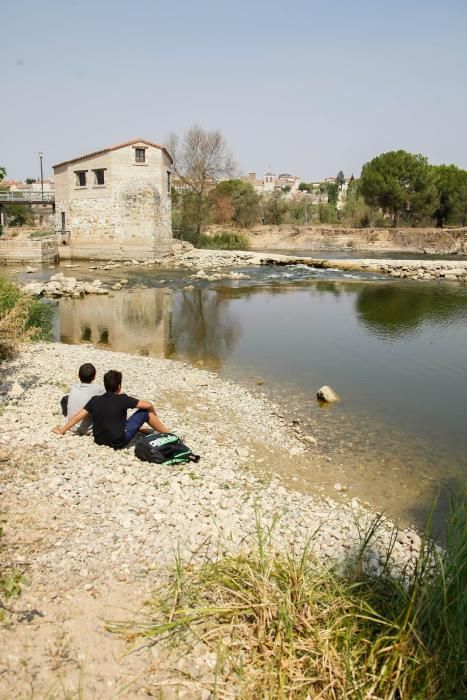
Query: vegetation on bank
0 274 53 360
114 501 466 698
167 126 467 241
195 230 250 250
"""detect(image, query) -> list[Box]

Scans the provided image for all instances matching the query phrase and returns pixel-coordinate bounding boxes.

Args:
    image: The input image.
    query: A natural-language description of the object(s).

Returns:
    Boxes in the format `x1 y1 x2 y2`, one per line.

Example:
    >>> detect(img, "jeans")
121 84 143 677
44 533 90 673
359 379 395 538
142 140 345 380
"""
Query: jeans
124 409 149 443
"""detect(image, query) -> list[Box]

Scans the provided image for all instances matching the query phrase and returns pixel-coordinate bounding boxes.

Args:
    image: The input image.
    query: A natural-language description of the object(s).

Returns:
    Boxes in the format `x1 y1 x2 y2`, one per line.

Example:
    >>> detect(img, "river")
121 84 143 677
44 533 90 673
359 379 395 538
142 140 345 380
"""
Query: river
6 260 467 532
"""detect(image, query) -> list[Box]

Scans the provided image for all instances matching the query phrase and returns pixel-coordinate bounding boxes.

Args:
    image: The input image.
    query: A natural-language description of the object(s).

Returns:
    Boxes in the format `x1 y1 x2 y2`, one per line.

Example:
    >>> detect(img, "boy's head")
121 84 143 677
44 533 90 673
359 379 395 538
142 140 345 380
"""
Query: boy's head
78 363 96 384
104 369 122 393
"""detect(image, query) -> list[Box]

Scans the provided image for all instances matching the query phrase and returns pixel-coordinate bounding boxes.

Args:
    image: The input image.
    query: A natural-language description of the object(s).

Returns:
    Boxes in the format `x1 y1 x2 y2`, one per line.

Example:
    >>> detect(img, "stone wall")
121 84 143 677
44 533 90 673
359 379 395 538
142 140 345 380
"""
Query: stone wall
54 142 173 260
0 235 58 263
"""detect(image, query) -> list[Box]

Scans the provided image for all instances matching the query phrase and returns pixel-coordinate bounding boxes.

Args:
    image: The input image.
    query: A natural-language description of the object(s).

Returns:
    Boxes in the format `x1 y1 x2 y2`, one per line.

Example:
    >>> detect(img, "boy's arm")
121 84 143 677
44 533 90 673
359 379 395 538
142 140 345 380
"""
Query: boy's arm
52 408 89 436
136 399 155 411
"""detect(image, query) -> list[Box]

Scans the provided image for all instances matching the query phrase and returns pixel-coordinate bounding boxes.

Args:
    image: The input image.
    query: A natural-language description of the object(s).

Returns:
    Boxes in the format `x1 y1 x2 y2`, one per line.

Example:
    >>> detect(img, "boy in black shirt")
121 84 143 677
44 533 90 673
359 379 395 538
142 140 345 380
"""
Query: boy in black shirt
52 369 170 449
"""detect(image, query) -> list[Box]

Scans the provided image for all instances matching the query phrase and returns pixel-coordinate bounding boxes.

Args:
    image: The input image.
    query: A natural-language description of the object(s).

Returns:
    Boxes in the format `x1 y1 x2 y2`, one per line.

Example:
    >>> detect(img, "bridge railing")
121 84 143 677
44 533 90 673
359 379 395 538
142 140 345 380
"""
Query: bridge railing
0 190 55 202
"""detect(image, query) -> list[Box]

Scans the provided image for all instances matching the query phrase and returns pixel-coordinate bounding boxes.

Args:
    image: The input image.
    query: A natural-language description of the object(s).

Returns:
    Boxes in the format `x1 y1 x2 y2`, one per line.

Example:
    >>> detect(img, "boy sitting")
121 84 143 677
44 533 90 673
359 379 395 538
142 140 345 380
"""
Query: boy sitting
61 363 104 435
53 369 170 449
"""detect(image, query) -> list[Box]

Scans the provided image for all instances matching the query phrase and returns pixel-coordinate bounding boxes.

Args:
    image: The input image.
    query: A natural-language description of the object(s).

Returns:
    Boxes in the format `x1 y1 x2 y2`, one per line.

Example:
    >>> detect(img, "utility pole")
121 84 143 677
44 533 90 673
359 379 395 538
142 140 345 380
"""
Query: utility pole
39 151 44 200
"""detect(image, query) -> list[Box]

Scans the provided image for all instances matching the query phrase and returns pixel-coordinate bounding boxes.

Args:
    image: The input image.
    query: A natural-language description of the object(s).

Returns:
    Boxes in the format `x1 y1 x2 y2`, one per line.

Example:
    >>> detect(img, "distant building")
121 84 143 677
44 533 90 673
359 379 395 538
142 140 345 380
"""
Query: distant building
53 138 173 259
243 171 301 198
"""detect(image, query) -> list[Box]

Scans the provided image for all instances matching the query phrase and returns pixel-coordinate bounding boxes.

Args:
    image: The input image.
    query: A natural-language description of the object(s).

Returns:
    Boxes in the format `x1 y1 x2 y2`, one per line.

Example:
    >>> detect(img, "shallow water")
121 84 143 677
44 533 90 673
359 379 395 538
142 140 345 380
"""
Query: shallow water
5 261 467 530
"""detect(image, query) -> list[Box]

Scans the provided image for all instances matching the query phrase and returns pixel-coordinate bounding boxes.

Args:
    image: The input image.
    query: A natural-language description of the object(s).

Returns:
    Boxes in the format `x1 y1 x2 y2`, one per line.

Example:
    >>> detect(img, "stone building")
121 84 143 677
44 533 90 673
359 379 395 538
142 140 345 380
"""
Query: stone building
53 138 173 259
243 171 301 198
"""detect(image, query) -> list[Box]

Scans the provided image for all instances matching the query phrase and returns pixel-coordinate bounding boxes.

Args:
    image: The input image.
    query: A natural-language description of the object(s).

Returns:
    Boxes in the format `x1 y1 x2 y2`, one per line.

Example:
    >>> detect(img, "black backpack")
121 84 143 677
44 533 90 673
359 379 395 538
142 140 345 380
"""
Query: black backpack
134 432 200 465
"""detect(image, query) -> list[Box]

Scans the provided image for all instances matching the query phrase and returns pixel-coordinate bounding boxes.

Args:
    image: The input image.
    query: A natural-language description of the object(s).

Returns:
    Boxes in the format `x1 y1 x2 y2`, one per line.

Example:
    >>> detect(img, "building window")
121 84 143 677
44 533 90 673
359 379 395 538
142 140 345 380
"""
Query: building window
75 170 87 187
167 171 171 194
93 169 105 185
61 212 66 230
135 148 145 163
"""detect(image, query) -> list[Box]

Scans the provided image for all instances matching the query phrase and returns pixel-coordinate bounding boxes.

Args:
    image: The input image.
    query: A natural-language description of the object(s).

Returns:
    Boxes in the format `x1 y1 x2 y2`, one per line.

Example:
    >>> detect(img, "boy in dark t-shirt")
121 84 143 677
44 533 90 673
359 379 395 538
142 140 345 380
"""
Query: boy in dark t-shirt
52 369 170 449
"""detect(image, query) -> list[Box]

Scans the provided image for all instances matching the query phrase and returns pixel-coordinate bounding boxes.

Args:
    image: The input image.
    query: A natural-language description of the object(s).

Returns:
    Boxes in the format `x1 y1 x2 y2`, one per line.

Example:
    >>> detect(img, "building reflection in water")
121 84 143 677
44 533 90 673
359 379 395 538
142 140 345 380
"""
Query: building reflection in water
58 286 241 370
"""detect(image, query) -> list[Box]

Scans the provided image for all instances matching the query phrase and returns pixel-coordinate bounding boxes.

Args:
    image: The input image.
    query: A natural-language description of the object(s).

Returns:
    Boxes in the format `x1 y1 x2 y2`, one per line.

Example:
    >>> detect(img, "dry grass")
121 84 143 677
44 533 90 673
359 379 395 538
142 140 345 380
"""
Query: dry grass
111 502 466 698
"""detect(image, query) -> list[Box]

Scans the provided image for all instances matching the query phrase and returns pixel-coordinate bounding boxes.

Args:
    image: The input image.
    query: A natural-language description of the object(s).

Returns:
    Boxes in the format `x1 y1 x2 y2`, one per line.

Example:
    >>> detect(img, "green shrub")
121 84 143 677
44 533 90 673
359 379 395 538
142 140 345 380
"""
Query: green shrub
197 231 250 250
0 274 53 359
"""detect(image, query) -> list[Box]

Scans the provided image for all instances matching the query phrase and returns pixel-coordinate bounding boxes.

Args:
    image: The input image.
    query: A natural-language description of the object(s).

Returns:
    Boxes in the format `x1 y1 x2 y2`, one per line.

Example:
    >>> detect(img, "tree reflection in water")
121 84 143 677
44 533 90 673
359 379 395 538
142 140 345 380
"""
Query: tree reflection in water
356 283 467 338
167 287 241 370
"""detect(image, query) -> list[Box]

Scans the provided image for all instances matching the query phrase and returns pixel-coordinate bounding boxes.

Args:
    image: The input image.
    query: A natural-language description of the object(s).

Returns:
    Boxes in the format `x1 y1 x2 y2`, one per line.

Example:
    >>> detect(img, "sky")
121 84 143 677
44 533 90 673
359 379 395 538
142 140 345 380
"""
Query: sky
1 0 466 181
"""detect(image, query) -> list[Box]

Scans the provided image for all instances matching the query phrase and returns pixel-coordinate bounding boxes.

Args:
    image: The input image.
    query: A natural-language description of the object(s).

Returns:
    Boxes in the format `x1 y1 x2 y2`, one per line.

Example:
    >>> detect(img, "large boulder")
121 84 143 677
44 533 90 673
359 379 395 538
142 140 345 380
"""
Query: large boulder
317 385 340 403
23 282 44 296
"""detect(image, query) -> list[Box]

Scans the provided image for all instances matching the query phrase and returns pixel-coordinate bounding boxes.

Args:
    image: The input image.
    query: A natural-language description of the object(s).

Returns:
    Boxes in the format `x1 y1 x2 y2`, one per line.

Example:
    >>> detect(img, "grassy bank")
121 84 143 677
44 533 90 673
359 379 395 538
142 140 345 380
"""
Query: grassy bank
0 274 53 361
179 230 250 250
114 501 466 698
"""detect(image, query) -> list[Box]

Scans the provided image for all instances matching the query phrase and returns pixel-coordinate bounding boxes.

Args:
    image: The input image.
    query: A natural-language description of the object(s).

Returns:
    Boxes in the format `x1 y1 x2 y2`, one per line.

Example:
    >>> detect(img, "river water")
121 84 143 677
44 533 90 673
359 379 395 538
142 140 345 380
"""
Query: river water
8 260 467 531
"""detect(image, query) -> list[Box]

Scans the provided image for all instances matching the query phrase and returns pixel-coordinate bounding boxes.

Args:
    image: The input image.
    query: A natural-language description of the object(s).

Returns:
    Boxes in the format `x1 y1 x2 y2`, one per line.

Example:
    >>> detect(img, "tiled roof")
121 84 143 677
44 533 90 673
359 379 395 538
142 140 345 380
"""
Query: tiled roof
52 138 173 169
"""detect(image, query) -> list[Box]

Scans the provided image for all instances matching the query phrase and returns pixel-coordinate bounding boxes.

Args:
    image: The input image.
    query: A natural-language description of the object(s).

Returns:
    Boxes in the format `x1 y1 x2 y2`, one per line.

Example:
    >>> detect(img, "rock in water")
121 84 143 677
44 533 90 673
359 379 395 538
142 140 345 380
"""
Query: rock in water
317 385 340 403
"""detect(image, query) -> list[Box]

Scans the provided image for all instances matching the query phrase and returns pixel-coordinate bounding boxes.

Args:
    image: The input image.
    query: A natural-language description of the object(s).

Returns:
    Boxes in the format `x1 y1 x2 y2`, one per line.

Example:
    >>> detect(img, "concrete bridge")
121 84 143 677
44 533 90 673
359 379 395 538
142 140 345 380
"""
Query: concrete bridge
0 190 55 227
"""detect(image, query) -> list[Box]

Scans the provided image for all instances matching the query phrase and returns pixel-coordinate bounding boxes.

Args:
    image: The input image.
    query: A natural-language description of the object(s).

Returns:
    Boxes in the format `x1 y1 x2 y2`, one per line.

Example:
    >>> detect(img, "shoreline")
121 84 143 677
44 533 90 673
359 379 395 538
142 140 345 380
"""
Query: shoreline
0 342 422 695
207 223 467 256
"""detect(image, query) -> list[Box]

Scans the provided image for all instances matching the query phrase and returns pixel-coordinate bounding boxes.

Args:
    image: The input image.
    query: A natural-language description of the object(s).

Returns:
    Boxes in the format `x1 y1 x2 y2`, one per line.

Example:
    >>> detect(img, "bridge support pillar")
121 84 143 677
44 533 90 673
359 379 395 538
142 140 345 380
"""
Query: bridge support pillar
0 204 5 230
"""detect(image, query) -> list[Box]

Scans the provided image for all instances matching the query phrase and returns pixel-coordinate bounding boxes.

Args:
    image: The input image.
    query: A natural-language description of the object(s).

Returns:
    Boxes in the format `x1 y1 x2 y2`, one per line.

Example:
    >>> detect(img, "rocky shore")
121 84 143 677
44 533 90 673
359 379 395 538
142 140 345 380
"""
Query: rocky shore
18 248 467 300
0 343 422 696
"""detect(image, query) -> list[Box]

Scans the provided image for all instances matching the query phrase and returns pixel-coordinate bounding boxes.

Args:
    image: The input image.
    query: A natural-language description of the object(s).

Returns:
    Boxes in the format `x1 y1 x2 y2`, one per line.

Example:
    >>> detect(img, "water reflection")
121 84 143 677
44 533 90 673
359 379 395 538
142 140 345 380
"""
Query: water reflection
59 287 241 369
356 283 467 337
166 288 240 369
60 289 173 357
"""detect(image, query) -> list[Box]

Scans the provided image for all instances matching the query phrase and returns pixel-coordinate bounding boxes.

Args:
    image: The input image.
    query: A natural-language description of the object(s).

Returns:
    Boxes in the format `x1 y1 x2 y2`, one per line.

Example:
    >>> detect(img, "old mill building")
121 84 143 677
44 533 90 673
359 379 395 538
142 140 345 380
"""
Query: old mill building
53 138 173 259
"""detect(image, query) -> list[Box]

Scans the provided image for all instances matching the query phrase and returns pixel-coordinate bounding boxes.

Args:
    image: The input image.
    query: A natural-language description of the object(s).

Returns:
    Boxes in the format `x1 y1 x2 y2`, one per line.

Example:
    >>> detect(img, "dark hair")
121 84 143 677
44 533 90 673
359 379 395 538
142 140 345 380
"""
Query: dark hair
104 369 122 393
78 363 96 383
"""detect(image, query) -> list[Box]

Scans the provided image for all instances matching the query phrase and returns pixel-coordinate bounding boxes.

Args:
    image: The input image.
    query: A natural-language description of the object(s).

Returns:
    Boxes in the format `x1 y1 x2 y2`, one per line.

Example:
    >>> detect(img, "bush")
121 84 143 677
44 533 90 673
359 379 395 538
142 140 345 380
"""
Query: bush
318 203 338 223
197 231 250 250
0 274 53 360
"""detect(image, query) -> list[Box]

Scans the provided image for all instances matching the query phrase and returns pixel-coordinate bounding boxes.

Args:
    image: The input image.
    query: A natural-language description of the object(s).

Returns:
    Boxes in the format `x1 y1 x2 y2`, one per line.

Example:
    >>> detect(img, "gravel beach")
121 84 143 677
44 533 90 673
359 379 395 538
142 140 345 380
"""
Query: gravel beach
0 342 422 697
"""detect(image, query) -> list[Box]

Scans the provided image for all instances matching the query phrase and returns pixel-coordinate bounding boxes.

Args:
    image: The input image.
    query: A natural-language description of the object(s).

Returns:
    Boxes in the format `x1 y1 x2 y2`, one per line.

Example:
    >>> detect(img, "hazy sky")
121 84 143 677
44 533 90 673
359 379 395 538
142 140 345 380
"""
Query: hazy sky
2 0 466 181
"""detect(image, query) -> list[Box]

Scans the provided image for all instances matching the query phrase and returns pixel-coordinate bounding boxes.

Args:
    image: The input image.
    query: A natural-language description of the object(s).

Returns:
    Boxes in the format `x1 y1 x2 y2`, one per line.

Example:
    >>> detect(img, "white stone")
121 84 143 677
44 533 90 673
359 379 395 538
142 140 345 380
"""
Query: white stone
317 385 340 403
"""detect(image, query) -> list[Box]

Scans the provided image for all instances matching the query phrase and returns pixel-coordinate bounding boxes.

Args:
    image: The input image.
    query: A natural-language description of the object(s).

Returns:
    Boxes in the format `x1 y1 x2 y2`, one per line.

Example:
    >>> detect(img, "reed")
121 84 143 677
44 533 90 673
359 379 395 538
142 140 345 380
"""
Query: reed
112 498 466 698
197 230 250 250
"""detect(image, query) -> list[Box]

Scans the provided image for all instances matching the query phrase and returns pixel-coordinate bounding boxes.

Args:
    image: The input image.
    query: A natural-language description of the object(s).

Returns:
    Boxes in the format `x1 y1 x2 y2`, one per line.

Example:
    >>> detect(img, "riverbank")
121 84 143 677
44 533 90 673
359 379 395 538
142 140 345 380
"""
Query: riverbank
206 223 467 256
0 342 422 697
16 249 467 296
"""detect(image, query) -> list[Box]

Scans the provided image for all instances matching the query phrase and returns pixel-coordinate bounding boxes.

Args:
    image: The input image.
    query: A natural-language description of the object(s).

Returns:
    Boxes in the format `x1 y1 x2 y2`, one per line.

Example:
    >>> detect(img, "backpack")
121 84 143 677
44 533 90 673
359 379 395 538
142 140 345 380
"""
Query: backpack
134 432 200 466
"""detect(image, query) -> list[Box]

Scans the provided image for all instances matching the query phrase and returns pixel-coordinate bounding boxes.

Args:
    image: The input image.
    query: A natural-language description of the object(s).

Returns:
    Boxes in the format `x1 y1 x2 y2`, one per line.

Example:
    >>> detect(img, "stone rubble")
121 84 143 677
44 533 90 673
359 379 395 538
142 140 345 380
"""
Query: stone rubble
22 272 109 298
0 343 422 581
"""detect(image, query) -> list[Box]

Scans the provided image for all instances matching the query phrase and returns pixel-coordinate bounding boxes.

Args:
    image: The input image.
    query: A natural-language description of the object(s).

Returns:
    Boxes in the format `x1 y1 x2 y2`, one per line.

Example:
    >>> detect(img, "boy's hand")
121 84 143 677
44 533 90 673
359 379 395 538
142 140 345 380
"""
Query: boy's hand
52 427 64 436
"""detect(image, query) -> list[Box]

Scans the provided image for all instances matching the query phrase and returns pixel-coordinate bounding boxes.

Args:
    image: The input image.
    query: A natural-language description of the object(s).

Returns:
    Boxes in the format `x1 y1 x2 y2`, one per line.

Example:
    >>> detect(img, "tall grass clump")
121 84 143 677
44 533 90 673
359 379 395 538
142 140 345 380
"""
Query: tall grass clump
197 230 250 250
113 499 466 698
0 274 52 360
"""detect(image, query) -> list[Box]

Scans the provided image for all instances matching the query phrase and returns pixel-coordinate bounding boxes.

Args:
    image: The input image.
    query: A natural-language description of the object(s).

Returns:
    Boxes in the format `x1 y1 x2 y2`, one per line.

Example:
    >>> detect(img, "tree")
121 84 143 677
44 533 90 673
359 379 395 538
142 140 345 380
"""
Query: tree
431 164 467 227
25 178 37 185
336 171 345 189
208 179 259 227
326 181 339 205
0 166 6 183
262 192 287 225
167 125 237 236
4 203 33 226
360 150 436 226
231 184 260 228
